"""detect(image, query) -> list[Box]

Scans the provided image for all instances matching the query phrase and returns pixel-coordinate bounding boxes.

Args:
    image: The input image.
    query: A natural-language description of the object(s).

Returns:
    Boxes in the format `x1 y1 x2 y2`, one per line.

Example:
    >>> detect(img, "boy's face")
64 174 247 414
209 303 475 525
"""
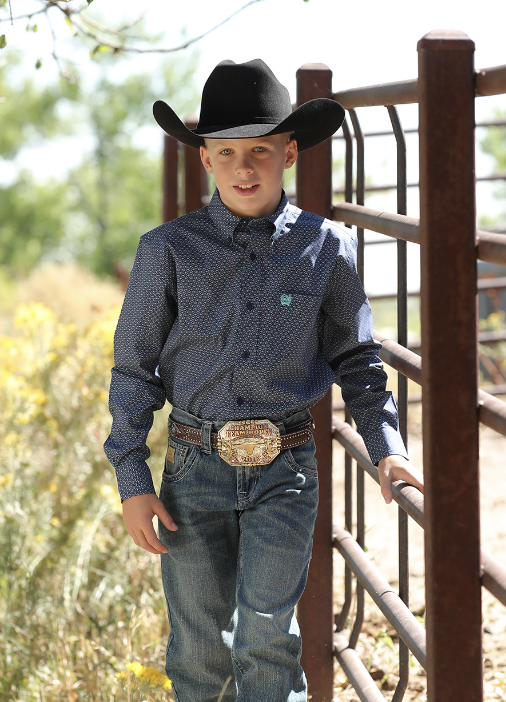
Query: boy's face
200 133 297 219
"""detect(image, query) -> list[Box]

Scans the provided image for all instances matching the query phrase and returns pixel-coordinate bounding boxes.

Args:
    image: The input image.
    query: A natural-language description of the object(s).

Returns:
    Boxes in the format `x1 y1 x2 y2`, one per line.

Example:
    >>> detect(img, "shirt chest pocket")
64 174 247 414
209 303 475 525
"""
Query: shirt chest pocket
261 292 323 356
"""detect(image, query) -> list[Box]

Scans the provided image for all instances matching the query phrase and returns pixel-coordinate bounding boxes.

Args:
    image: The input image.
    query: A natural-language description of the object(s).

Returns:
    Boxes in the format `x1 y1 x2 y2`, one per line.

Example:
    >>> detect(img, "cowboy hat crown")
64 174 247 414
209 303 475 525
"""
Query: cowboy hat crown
153 59 344 152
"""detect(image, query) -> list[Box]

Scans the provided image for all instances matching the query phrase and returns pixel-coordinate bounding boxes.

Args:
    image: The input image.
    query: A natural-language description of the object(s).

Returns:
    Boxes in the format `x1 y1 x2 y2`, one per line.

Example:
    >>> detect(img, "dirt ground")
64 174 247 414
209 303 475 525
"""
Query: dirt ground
330 401 506 701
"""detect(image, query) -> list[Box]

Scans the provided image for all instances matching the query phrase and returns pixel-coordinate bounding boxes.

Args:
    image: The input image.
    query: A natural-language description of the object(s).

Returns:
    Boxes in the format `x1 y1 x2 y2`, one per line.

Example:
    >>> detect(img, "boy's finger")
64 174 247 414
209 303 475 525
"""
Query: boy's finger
135 531 163 554
138 526 168 554
154 504 178 531
395 466 424 494
381 486 393 505
379 471 393 505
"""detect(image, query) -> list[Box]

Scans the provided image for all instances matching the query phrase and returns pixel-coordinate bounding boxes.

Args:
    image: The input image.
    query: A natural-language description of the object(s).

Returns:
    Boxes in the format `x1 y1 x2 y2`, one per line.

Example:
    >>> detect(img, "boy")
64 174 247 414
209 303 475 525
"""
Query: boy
104 59 423 702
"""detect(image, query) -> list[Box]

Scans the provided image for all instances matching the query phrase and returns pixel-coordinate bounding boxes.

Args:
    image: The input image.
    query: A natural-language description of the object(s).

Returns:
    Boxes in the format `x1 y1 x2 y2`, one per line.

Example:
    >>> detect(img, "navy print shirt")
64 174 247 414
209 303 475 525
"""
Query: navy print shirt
104 189 407 501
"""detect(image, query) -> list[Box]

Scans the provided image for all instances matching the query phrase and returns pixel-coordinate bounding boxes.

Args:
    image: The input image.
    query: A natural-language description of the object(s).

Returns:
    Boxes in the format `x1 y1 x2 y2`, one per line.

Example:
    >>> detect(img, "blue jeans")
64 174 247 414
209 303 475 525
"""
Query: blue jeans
158 406 319 702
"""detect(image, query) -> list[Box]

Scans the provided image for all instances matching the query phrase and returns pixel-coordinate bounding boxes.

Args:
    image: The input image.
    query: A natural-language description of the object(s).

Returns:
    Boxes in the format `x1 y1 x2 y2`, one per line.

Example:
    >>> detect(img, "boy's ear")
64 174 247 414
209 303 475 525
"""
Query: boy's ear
284 138 298 170
200 145 213 174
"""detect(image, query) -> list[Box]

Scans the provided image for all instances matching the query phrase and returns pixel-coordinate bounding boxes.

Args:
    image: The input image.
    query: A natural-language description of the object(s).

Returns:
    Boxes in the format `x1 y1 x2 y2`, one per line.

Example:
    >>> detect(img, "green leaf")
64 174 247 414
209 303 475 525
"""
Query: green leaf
0 35 6 49
64 17 73 29
35 59 42 70
87 0 94 4
33 24 38 32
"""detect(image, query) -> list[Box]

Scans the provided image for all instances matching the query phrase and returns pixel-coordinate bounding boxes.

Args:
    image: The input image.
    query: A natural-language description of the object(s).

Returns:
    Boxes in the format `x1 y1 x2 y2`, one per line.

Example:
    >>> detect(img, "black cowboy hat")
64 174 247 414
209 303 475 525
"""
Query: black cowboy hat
153 59 345 152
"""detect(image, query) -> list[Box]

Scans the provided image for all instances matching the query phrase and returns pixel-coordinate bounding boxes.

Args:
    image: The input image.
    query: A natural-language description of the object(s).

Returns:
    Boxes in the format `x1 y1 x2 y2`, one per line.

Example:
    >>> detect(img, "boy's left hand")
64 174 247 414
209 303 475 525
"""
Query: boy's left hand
377 454 424 505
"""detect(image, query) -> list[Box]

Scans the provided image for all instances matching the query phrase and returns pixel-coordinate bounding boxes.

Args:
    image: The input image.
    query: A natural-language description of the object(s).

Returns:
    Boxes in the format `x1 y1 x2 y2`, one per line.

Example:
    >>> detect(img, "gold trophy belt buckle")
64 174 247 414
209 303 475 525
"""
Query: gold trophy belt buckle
217 419 281 467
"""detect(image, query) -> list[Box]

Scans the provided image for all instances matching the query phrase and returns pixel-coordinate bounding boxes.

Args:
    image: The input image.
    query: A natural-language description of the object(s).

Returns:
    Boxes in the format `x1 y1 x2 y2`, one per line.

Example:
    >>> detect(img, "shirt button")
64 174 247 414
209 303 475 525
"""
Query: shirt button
246 301 254 310
237 396 244 406
242 350 250 359
250 251 256 261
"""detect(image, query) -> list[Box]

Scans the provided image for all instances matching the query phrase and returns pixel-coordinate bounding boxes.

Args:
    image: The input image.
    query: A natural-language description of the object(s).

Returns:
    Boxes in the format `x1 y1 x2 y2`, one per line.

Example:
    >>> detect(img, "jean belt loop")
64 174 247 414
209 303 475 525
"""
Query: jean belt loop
200 421 213 454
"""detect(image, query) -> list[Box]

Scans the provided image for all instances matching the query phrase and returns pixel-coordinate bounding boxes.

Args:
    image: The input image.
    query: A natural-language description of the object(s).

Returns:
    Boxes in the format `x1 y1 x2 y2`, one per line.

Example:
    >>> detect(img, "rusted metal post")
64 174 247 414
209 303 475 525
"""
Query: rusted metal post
418 30 482 702
184 117 205 213
295 63 334 702
163 134 179 222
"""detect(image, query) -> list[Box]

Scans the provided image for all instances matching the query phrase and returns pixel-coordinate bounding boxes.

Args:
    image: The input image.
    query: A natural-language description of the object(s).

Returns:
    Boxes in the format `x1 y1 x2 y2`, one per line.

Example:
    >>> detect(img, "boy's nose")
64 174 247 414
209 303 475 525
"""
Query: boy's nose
235 156 254 174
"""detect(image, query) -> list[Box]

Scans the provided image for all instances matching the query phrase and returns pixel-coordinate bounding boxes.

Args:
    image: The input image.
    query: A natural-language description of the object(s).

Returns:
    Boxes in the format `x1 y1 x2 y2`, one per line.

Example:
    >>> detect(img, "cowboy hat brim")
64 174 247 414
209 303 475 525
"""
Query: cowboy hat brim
153 98 345 152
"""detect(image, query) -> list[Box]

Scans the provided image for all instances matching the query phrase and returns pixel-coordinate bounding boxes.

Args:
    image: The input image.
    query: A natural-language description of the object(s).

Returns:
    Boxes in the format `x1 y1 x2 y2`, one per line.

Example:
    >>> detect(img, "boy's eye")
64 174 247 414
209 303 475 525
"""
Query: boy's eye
220 148 232 155
254 146 267 152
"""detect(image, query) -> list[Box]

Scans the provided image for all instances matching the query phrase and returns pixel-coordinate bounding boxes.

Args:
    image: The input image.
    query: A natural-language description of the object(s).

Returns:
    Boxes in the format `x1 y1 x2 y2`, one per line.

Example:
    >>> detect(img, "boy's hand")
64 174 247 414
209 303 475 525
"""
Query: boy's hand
122 493 178 554
377 454 424 505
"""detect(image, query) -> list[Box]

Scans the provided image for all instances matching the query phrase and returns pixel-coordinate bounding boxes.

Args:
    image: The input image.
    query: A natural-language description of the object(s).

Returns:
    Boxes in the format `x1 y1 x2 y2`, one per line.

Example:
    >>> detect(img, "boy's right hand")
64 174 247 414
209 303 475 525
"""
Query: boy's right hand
121 493 178 554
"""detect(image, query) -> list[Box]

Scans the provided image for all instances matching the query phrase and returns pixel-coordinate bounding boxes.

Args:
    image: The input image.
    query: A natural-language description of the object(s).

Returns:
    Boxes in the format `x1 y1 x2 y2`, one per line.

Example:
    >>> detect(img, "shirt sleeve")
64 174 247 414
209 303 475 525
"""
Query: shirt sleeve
103 230 177 501
320 230 408 465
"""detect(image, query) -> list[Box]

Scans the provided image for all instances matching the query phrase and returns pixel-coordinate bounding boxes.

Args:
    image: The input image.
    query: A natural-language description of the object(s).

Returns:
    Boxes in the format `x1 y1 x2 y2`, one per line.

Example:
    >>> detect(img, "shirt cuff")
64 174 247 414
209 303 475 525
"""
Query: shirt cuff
365 425 408 467
115 462 156 503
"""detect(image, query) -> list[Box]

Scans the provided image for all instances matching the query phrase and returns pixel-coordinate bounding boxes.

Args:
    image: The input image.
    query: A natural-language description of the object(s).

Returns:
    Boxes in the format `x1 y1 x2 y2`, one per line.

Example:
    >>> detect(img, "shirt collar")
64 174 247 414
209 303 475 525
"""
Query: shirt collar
207 188 290 242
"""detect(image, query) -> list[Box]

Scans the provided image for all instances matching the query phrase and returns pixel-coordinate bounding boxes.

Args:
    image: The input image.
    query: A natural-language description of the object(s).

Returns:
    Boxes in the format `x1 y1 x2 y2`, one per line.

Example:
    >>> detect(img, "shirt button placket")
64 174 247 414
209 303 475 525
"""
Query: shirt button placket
233 235 261 413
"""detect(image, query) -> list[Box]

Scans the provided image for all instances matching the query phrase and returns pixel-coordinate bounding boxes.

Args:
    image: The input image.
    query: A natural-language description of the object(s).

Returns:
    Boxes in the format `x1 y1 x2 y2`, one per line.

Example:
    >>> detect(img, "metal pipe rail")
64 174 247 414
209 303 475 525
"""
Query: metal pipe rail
332 417 506 608
374 331 506 438
333 62 506 109
333 525 427 668
333 201 506 266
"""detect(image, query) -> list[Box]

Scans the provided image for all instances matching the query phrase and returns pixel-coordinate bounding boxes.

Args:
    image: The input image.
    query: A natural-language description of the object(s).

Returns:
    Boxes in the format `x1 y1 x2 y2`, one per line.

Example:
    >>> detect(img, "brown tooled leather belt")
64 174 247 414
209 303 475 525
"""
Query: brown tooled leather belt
169 416 314 467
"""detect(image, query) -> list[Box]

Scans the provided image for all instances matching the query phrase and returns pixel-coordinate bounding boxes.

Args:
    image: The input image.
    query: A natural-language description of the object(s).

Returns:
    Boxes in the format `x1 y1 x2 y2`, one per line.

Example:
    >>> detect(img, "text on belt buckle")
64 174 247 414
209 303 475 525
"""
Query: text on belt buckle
217 419 281 467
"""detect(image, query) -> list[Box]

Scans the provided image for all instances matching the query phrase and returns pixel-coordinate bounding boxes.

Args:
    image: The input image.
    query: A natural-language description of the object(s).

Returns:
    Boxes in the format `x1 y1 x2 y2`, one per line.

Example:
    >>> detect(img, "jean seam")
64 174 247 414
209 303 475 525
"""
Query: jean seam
283 445 318 477
161 445 200 483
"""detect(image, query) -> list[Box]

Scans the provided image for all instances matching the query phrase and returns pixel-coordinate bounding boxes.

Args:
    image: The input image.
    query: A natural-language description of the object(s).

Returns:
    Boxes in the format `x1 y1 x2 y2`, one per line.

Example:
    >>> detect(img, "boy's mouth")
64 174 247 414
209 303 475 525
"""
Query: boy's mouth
233 184 260 196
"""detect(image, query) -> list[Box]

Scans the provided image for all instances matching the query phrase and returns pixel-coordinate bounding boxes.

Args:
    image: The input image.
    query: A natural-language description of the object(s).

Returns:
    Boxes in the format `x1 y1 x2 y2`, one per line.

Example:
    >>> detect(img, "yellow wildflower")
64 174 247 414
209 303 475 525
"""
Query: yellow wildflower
0 473 14 488
117 661 172 690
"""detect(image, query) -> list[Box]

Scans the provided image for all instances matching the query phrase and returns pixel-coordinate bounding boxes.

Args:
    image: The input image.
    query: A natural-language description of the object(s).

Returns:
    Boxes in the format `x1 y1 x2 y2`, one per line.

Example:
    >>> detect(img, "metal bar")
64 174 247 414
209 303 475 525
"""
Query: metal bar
333 119 506 140
336 114 354 635
333 417 422 529
333 63 506 111
334 79 419 109
481 549 506 605
162 134 179 222
368 277 506 302
334 633 386 702
402 329 506 351
349 110 365 283
184 118 205 213
477 230 506 266
333 525 427 669
332 417 506 608
478 389 506 436
336 413 354 632
387 103 409 702
347 108 365 652
334 203 506 266
295 62 334 702
342 117 354 207
332 172 506 194
475 64 506 97
333 202 420 243
418 30 482 702
373 330 506 438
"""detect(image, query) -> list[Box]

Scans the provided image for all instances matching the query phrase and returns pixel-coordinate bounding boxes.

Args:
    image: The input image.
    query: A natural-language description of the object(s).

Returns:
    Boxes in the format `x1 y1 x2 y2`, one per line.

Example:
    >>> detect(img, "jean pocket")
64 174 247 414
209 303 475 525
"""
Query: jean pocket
284 436 318 477
162 438 199 483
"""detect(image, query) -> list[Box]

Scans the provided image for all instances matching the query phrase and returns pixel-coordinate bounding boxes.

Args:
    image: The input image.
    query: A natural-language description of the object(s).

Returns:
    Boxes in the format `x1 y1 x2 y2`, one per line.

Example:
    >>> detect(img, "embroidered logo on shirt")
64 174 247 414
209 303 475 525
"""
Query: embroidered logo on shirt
280 294 292 306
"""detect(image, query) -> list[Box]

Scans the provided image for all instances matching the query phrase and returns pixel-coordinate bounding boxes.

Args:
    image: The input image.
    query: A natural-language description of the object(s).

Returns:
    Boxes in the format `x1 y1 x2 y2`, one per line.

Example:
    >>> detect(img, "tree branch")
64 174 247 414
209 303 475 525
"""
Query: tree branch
1 0 268 57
